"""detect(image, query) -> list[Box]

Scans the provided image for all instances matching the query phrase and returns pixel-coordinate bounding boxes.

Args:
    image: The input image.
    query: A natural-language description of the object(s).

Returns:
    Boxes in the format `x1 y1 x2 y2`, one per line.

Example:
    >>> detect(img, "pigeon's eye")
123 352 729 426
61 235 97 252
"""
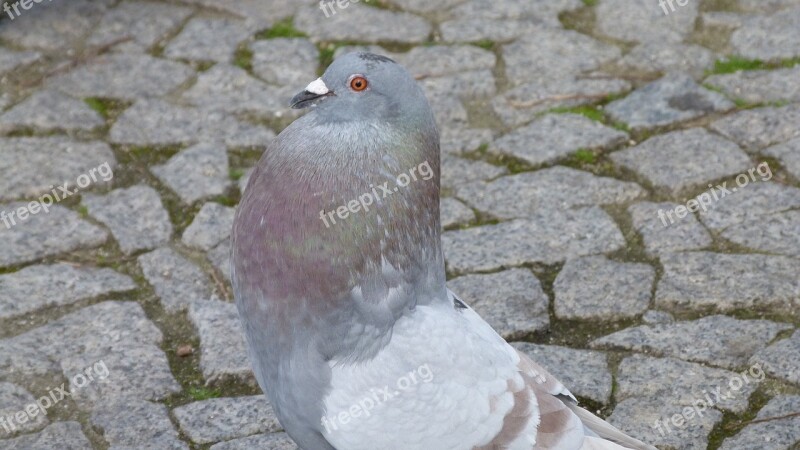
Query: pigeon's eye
349 76 368 92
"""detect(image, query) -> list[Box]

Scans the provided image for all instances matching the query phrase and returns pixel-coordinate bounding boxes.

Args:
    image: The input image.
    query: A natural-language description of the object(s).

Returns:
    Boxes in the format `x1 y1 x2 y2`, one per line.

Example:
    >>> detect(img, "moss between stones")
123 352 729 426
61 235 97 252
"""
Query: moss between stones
472 39 496 51
84 98 109 118
545 97 631 133
105 143 202 236
706 388 770 450
83 97 130 123
228 147 264 171
570 148 599 165
110 145 182 192
602 203 661 265
187 386 223 401
706 56 800 76
255 17 307 40
233 45 253 72
213 186 240 208
701 0 745 12
228 168 245 181
549 105 606 123
193 60 216 72
538 311 642 349
480 151 536 175
559 4 596 35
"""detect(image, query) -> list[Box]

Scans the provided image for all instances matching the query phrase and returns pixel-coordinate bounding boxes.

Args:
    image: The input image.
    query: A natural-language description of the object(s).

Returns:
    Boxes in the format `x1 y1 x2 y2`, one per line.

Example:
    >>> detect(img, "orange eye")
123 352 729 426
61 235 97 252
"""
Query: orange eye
350 76 368 92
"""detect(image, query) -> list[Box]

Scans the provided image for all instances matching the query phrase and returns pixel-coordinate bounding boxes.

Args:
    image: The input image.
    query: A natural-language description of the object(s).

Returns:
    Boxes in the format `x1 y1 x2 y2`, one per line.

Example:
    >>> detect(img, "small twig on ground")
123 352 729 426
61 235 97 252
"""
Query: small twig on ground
742 412 800 426
209 268 231 302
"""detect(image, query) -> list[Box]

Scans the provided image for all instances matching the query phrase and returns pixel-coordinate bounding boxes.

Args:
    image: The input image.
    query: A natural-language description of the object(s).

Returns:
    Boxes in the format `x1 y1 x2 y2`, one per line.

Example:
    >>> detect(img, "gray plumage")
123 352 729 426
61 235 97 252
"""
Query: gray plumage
232 52 656 450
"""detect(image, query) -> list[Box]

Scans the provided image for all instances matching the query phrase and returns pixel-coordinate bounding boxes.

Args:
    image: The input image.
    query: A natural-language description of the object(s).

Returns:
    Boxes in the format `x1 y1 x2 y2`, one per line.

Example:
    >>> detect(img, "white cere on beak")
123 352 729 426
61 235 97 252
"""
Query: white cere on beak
305 78 329 95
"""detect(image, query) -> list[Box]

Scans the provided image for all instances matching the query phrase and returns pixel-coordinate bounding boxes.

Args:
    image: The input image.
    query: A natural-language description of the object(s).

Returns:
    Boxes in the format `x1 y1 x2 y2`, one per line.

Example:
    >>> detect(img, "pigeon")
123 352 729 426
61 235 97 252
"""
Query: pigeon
232 52 657 450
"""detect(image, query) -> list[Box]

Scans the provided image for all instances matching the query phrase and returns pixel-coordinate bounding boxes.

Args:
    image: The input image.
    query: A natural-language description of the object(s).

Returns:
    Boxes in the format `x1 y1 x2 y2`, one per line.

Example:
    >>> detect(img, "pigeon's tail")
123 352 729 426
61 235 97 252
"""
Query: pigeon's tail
511 347 657 450
565 402 659 450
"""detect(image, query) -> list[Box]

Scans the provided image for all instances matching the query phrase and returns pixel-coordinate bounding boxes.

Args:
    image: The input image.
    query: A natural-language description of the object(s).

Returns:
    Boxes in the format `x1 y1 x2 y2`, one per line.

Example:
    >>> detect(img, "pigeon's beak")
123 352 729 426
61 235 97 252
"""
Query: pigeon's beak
290 77 334 109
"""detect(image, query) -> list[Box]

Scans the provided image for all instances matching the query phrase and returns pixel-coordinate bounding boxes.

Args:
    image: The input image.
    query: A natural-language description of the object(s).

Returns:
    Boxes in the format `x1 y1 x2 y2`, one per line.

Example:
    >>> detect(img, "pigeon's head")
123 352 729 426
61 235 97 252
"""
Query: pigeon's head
290 52 431 124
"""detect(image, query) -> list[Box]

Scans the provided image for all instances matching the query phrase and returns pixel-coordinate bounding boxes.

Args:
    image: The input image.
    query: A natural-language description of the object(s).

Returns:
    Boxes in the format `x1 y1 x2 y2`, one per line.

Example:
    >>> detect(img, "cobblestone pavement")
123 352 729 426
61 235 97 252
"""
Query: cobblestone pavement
0 1 798 449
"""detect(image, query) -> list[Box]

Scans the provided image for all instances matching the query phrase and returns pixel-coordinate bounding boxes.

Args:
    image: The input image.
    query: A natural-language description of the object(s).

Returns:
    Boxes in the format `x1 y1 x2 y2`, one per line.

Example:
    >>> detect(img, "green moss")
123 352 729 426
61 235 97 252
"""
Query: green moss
83 97 131 124
559 4 597 35
77 205 89 219
549 105 605 122
188 386 222 401
256 17 307 39
461 142 536 175
159 190 202 235
582 0 597 5
472 39 495 50
708 56 800 76
483 152 534 174
234 46 253 71
229 168 245 181
318 43 339 72
546 100 630 135
733 97 751 108
194 60 216 72
611 121 630 132
214 194 239 208
121 145 182 167
84 97 132 122
711 57 766 75
84 98 109 118
701 0 743 12
781 57 800 68
572 149 597 164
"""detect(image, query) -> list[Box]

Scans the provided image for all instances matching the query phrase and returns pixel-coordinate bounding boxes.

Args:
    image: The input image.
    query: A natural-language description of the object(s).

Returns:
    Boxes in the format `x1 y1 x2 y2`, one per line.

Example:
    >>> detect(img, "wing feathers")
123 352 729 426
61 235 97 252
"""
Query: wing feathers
475 379 536 450
510 349 658 450
447 293 657 450
530 387 584 449
564 403 658 450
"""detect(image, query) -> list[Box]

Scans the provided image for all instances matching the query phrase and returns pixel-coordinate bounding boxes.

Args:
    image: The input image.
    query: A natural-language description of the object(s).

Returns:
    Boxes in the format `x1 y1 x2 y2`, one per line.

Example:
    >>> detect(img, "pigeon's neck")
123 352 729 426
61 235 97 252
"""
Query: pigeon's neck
233 115 446 359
